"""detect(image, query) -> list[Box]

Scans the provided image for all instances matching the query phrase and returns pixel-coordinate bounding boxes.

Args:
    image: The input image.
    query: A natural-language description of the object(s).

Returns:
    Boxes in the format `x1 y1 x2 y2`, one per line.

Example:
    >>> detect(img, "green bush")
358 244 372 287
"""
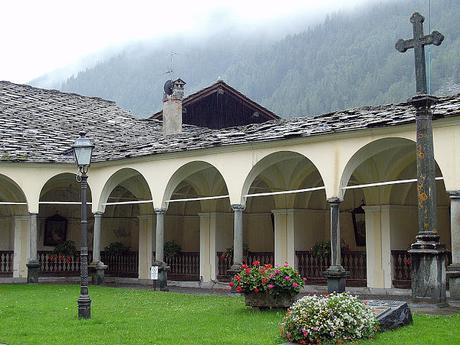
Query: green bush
104 242 130 255
164 241 181 257
53 240 77 257
280 293 379 344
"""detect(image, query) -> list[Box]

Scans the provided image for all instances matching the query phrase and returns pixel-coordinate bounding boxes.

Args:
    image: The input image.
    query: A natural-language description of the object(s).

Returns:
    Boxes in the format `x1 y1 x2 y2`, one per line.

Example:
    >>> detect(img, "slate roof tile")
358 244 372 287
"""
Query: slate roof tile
1 81 460 164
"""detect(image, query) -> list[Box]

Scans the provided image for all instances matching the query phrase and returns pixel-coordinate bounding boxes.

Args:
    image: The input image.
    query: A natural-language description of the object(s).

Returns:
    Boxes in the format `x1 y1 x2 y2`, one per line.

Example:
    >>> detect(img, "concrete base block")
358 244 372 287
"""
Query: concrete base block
409 248 446 305
447 265 460 306
26 260 40 283
324 265 349 293
89 261 108 285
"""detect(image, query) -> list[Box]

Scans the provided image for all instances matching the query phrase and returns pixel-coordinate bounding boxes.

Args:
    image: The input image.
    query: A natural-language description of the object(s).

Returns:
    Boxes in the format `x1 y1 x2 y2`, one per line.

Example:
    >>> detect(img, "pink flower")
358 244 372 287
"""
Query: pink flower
284 276 291 281
268 284 274 289
274 269 281 275
284 262 289 267
293 282 299 288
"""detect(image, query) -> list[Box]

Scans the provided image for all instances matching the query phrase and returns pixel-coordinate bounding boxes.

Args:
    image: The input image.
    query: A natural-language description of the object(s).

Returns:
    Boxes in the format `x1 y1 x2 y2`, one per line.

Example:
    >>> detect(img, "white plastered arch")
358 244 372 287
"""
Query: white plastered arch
161 161 230 210
240 150 327 207
96 168 153 213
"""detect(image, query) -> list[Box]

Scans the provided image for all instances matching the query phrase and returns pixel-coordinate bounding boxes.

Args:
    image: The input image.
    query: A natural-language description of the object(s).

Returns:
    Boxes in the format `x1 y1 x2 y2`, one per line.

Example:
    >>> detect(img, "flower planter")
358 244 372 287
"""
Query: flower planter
244 292 297 309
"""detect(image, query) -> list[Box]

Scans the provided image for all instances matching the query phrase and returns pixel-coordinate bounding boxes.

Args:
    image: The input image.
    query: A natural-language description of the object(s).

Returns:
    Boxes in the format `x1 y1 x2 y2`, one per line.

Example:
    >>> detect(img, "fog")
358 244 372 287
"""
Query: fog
0 0 396 84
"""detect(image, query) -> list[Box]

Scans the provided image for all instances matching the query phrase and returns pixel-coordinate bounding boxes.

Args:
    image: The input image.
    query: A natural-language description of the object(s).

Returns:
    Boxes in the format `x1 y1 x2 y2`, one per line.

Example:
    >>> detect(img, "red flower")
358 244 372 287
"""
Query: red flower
262 277 268 285
229 281 234 287
245 268 251 274
252 260 260 266
241 264 248 269
264 264 272 269
236 286 243 293
235 275 241 282
293 282 299 288
253 287 259 293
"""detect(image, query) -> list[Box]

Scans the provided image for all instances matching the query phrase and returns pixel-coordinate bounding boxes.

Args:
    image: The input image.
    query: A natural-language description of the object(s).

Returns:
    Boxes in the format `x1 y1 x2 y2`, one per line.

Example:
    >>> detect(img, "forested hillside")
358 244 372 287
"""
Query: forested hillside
34 0 460 118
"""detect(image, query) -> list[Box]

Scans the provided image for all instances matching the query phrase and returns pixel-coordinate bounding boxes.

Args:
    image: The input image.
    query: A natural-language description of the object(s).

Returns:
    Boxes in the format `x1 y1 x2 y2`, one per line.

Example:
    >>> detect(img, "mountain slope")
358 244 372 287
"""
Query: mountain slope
35 0 460 118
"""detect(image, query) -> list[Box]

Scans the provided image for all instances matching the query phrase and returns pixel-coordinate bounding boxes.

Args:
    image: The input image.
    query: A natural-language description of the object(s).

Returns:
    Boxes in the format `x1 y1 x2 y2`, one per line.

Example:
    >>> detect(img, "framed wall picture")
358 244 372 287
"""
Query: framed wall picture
44 214 68 246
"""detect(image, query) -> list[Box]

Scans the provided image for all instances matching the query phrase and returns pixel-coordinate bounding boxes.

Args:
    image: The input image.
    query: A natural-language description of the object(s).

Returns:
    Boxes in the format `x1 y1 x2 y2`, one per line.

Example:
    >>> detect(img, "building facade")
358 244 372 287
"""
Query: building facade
0 80 459 294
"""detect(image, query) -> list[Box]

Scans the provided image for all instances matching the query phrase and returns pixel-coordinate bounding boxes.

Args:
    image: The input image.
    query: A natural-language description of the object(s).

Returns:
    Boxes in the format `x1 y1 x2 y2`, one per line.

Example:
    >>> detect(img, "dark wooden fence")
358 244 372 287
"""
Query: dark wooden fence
164 252 200 281
296 251 367 287
391 250 452 288
101 251 138 278
0 251 14 276
38 251 91 275
38 251 138 277
217 252 275 281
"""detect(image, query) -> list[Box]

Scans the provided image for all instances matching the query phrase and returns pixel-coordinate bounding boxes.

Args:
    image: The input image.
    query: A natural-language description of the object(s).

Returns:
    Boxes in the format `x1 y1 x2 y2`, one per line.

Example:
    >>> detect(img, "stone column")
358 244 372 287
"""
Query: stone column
89 212 107 284
324 197 348 293
447 191 460 306
408 95 446 304
364 206 392 289
199 213 218 283
154 208 168 291
26 213 40 283
13 215 29 280
137 214 153 281
272 209 295 266
229 204 245 272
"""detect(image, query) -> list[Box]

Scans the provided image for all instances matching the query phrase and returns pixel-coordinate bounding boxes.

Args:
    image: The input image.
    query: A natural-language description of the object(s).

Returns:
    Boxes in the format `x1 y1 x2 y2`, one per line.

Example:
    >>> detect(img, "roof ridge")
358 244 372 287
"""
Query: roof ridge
0 80 117 105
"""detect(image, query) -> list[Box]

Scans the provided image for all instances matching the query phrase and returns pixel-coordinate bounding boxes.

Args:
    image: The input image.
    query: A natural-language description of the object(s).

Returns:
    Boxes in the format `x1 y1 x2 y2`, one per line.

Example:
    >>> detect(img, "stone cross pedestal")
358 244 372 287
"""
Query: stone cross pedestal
396 12 446 304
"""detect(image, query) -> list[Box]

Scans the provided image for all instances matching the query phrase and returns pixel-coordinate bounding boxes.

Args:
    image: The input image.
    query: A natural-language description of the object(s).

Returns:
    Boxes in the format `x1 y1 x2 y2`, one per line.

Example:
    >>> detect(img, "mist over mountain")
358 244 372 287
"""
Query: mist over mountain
32 0 460 118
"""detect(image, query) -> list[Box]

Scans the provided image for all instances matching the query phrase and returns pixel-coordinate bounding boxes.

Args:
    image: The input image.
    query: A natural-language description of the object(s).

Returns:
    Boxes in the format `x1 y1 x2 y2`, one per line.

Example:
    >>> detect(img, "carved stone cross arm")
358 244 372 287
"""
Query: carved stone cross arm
395 12 444 95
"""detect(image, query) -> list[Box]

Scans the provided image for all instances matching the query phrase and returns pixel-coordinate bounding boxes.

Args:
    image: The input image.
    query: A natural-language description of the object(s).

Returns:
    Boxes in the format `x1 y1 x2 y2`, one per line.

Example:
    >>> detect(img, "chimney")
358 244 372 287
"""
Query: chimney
162 78 186 135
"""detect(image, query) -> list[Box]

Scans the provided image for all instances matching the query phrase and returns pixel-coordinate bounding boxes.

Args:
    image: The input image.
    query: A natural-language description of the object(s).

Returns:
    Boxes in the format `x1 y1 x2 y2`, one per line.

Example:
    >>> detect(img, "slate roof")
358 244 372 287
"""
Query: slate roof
1 80 460 164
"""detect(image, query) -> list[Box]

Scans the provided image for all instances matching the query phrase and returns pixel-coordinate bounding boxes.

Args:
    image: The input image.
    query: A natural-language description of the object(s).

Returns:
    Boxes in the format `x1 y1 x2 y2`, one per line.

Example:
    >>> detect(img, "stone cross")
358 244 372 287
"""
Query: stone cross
395 12 444 94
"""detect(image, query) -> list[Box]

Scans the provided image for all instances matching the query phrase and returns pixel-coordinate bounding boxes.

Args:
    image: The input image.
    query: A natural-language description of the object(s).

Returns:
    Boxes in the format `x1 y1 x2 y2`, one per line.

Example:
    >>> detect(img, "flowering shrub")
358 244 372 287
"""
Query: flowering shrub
280 293 379 344
230 261 304 296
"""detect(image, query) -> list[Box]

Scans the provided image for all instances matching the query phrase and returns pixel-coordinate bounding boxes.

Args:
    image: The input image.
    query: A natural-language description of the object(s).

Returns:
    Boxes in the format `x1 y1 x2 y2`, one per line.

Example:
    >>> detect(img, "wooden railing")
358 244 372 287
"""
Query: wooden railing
296 251 367 287
217 252 275 280
0 251 14 275
38 251 138 277
101 251 138 278
38 251 93 276
391 250 452 288
164 252 200 281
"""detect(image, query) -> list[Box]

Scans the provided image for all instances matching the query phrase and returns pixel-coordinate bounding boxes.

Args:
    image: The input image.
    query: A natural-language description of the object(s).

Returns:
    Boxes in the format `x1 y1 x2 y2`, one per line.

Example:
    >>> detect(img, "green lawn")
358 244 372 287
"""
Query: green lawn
0 284 458 345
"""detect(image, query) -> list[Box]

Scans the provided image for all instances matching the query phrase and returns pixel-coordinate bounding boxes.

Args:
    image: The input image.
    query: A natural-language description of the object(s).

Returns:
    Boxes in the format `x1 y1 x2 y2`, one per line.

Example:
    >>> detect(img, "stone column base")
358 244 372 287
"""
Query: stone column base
153 261 170 291
409 245 446 305
447 265 460 307
26 260 40 283
89 261 108 285
323 265 349 293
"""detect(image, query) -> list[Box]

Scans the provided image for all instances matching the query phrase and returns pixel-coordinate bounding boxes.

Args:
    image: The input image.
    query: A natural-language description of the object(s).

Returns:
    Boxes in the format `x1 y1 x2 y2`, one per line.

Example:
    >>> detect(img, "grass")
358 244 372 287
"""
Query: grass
0 284 458 345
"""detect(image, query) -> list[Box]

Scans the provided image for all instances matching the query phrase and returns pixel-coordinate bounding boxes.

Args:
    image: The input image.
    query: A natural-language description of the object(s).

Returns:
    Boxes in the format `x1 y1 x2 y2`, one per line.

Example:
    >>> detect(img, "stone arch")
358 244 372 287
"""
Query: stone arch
40 172 92 202
162 161 230 210
339 137 416 199
0 173 28 215
241 151 326 207
97 168 153 213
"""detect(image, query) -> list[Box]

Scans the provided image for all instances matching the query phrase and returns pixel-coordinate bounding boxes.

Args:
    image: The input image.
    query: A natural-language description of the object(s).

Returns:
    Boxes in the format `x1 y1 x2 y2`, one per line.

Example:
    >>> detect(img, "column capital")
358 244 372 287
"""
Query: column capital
154 208 167 215
448 191 460 199
327 197 343 204
231 204 245 211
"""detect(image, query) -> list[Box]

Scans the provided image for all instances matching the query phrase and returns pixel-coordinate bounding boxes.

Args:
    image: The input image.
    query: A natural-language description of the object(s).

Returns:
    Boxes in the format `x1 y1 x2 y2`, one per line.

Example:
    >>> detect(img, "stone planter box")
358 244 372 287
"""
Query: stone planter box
244 292 297 309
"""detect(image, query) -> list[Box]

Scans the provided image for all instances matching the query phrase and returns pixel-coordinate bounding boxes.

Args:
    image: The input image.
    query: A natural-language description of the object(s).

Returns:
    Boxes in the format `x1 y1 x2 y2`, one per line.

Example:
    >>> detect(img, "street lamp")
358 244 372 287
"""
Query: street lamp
72 131 94 319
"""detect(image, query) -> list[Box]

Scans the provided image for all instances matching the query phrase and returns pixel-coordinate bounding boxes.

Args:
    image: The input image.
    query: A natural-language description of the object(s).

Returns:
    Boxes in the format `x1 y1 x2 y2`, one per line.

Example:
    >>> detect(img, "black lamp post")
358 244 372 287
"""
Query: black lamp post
72 131 94 319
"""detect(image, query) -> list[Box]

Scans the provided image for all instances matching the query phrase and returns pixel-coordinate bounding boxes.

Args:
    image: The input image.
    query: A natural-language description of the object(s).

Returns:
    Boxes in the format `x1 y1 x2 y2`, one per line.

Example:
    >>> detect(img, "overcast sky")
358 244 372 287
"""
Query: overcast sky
0 0 388 83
